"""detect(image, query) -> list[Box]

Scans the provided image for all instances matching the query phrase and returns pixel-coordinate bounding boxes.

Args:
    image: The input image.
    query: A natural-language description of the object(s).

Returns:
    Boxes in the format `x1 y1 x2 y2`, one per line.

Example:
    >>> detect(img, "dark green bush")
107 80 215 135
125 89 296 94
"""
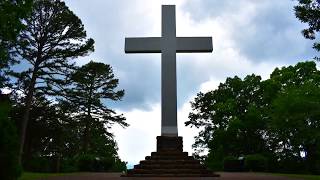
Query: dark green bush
59 158 78 173
244 154 267 172
23 156 51 172
0 96 22 180
76 154 117 172
77 154 96 171
111 158 127 172
205 148 224 171
223 156 244 172
277 157 306 174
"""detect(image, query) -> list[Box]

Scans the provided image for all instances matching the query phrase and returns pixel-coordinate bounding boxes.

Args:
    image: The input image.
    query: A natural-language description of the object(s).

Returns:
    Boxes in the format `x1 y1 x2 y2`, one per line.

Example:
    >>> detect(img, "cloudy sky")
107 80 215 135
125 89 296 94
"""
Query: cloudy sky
64 0 317 167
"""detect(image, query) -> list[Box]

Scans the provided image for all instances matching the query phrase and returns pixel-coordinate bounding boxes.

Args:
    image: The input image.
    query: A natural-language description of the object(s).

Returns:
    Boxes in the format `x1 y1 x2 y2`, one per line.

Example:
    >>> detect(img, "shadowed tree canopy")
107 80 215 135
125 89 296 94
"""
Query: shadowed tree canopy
295 0 320 54
61 61 127 153
268 61 320 173
186 74 268 158
0 0 33 89
186 61 320 173
10 0 94 163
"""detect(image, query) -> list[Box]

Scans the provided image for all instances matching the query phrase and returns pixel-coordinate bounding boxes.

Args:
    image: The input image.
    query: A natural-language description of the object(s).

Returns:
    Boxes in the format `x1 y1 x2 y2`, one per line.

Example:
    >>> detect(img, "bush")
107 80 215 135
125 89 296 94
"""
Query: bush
111 158 127 172
77 154 96 171
205 147 224 171
59 158 78 173
0 95 22 180
23 156 52 173
76 154 116 172
277 156 306 174
244 154 267 172
223 156 244 172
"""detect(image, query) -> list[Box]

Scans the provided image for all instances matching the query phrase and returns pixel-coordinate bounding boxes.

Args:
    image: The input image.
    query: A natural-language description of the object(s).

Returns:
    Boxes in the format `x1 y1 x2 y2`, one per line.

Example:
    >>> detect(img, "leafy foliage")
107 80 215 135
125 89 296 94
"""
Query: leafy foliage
0 0 32 88
9 0 94 163
223 156 244 172
244 154 267 172
61 61 127 153
1 0 126 174
10 91 126 173
295 0 320 57
187 74 268 159
186 61 320 173
0 95 21 180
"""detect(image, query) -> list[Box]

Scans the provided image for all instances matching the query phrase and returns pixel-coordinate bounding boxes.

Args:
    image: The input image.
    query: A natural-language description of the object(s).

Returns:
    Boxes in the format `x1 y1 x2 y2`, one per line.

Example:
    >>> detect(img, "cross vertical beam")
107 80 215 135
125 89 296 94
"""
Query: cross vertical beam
161 5 177 136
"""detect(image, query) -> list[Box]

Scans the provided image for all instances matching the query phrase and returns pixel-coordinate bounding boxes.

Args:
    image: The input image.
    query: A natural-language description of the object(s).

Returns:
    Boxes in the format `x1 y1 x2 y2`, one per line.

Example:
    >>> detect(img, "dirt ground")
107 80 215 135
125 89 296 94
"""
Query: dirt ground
44 172 302 180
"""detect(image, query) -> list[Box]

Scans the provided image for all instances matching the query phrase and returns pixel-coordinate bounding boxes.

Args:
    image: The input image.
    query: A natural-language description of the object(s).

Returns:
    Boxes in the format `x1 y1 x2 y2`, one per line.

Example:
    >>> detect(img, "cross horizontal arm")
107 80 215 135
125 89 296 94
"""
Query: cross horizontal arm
176 37 213 53
125 37 161 53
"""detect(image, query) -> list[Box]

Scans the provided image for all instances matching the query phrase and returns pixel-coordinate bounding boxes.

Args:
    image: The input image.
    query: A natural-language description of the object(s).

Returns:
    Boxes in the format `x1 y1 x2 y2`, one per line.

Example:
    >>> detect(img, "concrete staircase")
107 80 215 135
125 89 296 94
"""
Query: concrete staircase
123 136 219 177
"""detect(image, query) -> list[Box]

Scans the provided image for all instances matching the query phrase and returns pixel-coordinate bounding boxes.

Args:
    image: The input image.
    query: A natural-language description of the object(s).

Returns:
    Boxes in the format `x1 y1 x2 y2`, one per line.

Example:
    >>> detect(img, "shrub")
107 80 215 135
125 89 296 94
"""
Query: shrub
76 154 117 172
277 156 306 174
23 156 51 173
223 156 244 172
59 158 77 173
244 154 267 172
205 147 224 171
0 95 22 180
76 154 96 171
111 158 127 172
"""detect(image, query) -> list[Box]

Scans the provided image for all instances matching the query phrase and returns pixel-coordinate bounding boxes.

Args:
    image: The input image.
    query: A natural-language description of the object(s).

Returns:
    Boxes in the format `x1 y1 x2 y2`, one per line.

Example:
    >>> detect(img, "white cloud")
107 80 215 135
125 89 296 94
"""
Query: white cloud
111 104 161 165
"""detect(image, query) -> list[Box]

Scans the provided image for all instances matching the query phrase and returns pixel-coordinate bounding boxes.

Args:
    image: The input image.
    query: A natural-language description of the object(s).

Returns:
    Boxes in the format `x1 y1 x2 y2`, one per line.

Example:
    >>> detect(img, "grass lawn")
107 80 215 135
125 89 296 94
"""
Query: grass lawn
19 172 320 180
270 173 320 180
19 172 74 180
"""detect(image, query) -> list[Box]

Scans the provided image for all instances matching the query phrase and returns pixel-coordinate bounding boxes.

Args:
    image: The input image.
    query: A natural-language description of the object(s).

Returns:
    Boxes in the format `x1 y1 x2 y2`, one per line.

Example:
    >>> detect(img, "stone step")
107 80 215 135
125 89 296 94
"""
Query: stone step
140 159 201 165
145 155 194 160
124 173 219 177
151 151 189 156
127 168 214 174
122 136 220 177
134 163 205 169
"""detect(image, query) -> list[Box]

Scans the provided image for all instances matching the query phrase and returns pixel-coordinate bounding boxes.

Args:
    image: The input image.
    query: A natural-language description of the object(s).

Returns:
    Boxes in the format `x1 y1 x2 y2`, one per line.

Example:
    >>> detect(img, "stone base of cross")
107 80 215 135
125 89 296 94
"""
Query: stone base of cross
125 5 212 137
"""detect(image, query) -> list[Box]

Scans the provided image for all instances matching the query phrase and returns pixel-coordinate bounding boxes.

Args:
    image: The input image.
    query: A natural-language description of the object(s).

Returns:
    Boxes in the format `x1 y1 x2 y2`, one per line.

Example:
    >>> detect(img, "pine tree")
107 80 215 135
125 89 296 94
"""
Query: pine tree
10 0 94 163
62 61 127 153
0 0 32 89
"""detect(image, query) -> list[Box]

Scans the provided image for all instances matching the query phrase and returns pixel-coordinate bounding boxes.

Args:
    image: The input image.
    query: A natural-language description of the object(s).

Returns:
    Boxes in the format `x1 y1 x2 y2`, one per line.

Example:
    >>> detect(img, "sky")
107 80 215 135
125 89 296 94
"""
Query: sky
64 0 318 167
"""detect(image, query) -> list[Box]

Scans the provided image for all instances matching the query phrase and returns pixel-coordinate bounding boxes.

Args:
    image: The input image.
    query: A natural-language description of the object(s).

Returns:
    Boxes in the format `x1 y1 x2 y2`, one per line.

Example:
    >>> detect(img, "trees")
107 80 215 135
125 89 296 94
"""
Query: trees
9 95 73 172
62 61 127 153
9 61 128 172
270 83 320 173
186 74 269 169
10 0 94 162
0 95 21 180
295 0 320 54
1 0 127 173
0 0 32 89
268 61 320 173
186 61 320 173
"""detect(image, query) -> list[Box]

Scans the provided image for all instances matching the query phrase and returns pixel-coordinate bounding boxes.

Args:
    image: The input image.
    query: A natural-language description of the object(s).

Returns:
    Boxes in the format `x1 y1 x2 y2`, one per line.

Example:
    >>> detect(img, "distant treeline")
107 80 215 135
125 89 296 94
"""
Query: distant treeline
186 61 320 174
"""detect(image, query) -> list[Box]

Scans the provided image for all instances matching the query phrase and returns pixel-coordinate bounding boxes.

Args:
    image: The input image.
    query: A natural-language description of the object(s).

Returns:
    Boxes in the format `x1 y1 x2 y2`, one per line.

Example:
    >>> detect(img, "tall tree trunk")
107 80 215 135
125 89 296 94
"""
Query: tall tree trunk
83 85 93 153
83 118 90 153
18 68 38 164
56 153 61 173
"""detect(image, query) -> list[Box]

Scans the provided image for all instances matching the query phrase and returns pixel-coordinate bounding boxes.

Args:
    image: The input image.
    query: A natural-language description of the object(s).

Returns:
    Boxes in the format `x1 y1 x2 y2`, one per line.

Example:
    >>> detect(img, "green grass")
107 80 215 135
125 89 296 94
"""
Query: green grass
19 172 73 180
270 173 320 180
19 172 320 180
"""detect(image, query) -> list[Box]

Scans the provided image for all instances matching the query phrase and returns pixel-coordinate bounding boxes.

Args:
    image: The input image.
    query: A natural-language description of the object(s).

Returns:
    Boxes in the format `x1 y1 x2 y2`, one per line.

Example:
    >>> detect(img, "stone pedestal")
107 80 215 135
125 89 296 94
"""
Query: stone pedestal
122 136 220 177
157 136 182 152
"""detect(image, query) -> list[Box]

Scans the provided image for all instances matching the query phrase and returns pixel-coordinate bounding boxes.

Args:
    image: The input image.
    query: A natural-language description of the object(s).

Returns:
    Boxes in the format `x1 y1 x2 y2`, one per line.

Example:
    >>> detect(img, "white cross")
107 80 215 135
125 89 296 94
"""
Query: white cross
125 5 213 136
